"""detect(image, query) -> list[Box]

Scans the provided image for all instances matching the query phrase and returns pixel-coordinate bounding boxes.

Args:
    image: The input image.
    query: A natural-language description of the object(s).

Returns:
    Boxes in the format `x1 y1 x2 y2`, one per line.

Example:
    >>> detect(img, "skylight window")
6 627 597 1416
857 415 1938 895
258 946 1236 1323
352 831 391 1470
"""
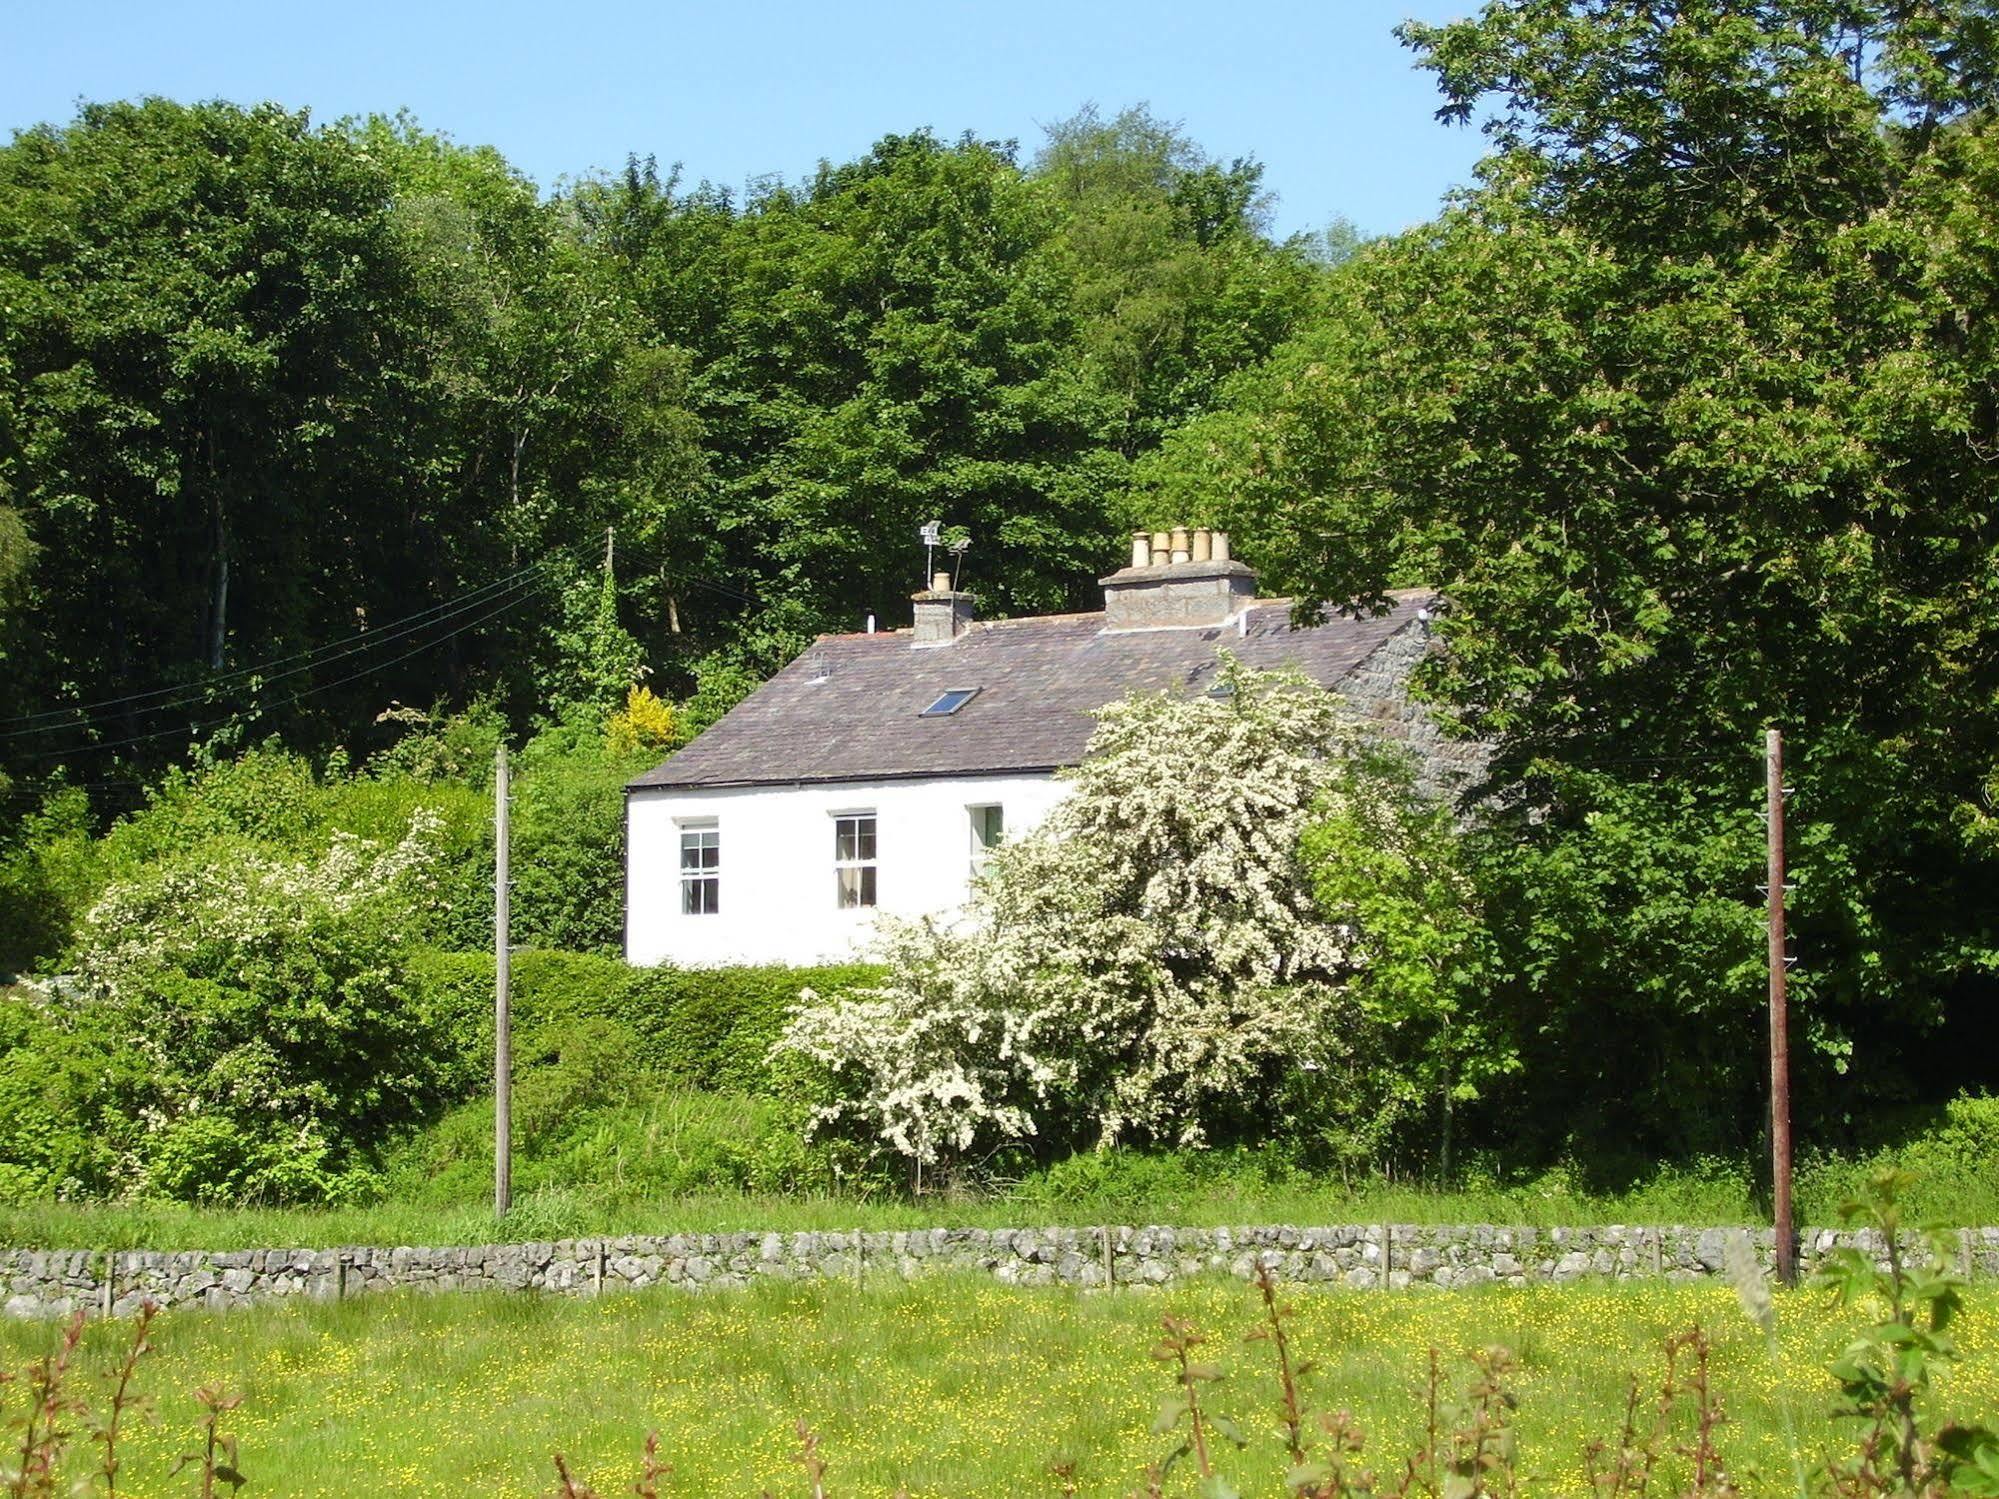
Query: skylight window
919 688 980 717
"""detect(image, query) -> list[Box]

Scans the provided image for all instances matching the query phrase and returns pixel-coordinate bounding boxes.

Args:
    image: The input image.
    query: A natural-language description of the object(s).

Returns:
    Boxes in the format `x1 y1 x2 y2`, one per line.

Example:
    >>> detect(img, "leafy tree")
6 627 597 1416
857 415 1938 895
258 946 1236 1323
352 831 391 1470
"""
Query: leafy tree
0 486 30 625
1034 104 1320 456
0 101 433 767
1302 748 1512 1181
355 115 705 715
1145 1 1999 1154
721 131 1125 626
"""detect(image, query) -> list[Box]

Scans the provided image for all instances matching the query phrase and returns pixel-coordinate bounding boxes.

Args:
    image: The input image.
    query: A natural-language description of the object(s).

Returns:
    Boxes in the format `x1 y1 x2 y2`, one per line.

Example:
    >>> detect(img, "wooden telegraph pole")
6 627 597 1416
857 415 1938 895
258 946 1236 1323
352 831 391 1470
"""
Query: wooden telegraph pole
1766 727 1795 1285
494 742 513 1220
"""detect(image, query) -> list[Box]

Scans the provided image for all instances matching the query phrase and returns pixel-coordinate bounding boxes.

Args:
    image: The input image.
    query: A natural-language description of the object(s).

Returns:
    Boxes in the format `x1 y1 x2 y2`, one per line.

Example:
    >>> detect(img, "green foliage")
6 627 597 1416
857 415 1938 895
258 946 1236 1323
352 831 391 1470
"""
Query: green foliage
538 559 646 724
383 955 889 1208
1011 1146 1310 1213
1301 749 1512 1180
0 786 95 973
59 808 457 1204
506 719 652 955
0 495 32 624
1033 104 1317 457
0 996 138 1202
1143 0 1999 1152
405 945 879 1091
1815 1169 1999 1493
0 100 436 754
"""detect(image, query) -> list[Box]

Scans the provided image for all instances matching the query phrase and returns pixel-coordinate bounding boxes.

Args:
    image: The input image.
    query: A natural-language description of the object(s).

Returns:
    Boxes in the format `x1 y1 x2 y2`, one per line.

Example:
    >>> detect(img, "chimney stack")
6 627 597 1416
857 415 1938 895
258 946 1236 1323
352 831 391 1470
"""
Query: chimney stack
911 573 976 644
1100 523 1254 629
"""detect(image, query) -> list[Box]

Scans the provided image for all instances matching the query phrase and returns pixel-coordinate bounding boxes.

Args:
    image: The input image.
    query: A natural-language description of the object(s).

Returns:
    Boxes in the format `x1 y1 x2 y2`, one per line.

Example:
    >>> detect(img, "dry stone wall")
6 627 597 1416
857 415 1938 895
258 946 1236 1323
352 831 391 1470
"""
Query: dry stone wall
5 1223 1996 1319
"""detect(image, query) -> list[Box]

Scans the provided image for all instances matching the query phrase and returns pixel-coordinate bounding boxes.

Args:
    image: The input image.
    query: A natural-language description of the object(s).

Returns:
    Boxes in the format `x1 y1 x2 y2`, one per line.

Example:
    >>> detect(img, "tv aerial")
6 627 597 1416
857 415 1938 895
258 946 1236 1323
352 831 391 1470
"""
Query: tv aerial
920 520 942 584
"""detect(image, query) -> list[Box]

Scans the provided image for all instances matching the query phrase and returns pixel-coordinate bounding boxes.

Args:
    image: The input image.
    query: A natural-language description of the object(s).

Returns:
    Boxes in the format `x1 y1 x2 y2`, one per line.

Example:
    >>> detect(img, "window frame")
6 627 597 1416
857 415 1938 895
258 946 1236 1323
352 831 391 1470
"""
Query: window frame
833 811 878 910
678 819 720 916
967 802 1004 880
919 688 981 717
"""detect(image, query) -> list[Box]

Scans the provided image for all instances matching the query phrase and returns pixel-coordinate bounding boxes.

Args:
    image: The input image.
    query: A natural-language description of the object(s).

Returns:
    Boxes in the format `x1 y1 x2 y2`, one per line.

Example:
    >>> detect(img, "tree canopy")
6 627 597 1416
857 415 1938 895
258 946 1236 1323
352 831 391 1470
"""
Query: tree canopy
1140 0 1999 1154
0 102 1313 794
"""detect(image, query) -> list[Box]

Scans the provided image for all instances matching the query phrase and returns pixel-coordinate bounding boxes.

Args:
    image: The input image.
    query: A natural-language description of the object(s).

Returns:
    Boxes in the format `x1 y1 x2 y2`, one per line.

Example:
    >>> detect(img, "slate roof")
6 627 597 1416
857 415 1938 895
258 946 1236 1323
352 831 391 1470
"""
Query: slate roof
629 591 1433 791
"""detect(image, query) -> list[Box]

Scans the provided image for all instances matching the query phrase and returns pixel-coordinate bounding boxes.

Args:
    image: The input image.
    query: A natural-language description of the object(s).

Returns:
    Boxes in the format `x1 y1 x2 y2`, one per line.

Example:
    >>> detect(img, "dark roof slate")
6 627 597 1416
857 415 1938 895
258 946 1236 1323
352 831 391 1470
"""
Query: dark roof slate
629 592 1431 791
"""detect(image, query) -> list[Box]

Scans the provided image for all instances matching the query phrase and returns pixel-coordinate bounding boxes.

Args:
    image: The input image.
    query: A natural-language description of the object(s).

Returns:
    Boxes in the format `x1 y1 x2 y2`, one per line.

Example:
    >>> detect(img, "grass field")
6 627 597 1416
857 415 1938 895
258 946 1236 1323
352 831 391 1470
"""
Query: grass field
5 1168 1994 1252
2 1275 1994 1497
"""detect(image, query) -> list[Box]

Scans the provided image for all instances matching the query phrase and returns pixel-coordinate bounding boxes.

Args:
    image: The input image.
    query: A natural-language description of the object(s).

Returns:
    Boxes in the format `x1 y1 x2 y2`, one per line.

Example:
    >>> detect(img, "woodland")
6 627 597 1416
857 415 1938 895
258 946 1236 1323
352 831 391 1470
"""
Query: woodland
0 2 1996 1216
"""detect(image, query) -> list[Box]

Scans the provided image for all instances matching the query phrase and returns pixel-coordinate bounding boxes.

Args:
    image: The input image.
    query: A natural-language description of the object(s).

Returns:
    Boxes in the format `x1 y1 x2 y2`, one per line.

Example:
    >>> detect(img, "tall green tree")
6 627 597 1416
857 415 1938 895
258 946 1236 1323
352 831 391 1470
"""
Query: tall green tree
1034 104 1320 457
0 100 431 765
1147 1 1999 1155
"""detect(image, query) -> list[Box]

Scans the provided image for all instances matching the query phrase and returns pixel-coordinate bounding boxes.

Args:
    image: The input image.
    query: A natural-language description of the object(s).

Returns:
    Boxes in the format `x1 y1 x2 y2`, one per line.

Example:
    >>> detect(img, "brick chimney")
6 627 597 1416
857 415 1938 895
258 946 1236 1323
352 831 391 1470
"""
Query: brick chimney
911 571 976 644
1100 527 1255 629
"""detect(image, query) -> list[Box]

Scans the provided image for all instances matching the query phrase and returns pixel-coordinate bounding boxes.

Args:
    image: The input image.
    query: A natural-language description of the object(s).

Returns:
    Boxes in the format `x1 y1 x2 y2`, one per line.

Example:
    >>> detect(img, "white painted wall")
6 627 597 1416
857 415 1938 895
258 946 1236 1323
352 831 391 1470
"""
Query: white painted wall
625 773 1070 967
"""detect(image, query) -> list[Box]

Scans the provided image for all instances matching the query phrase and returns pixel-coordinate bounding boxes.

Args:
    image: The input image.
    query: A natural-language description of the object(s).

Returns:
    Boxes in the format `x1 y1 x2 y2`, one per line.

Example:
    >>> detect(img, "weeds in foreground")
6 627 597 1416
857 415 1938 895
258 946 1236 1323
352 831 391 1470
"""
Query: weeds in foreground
552 1177 1994 1496
1583 1327 1735 1498
1816 1172 1999 1496
0 1301 240 1498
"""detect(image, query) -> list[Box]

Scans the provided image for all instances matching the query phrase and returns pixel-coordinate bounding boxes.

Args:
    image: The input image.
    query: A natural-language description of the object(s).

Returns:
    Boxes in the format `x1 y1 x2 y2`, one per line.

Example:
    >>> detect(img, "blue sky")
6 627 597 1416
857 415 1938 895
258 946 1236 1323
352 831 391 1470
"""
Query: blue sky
3 1 1487 239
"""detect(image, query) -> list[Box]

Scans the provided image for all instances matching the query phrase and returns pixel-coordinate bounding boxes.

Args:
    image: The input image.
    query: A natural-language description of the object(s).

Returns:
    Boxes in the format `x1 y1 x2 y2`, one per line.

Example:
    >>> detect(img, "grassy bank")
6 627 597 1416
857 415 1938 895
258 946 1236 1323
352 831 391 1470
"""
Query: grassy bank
4 1162 1997 1251
2 1276 1994 1496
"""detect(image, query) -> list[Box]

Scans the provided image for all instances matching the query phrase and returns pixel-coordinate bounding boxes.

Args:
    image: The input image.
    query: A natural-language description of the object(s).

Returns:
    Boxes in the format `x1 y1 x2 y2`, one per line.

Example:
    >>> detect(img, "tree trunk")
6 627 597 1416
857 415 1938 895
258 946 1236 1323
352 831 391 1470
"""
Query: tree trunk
206 483 229 671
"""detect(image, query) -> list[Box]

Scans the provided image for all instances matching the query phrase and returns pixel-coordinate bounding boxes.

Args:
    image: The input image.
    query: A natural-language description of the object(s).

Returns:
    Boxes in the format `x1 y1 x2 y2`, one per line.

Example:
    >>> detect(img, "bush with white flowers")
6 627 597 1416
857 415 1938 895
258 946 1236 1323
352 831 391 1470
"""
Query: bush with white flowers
57 810 462 1203
781 656 1406 1169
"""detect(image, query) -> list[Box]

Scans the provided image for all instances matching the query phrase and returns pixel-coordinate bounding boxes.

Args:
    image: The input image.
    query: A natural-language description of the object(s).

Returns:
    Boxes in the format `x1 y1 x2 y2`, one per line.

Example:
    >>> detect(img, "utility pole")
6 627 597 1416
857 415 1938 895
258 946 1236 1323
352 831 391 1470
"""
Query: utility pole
494 741 512 1220
1766 727 1795 1286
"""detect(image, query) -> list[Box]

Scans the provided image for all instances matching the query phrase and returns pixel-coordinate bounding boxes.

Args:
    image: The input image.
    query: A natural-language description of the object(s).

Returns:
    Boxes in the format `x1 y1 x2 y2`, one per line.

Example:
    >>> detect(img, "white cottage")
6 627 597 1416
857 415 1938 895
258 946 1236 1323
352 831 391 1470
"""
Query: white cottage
625 528 1452 967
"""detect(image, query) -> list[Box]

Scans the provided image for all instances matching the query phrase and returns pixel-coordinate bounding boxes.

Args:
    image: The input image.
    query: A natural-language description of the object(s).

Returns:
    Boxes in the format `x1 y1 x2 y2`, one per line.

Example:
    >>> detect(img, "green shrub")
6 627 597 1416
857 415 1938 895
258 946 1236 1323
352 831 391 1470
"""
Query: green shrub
1012 1146 1310 1212
406 949 881 1094
635 963 884 1093
377 953 888 1207
0 788 98 973
32 805 467 1206
1799 1093 1999 1225
0 995 136 1199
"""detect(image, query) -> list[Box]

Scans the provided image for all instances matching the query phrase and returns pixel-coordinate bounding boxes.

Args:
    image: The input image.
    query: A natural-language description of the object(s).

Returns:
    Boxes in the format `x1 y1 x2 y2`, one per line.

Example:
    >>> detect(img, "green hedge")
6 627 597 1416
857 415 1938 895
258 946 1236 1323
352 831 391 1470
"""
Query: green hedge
407 948 882 1097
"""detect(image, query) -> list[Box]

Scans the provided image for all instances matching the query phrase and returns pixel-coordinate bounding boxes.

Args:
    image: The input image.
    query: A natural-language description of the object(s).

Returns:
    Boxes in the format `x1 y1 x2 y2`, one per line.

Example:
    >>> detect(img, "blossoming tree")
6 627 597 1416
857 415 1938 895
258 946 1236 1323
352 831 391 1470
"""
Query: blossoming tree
782 656 1477 1174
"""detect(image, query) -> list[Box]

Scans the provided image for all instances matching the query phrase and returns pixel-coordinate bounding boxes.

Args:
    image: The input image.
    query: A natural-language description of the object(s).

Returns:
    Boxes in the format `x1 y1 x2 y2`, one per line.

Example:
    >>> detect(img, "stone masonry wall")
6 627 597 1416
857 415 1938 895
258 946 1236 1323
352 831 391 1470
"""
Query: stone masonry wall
1338 615 1486 804
5 1223 1996 1318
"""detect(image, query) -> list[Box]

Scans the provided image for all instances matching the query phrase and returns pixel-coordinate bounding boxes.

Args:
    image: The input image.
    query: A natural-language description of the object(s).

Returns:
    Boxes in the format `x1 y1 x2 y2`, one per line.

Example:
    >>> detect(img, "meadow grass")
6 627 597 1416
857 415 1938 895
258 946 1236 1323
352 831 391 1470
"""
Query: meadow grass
4 1172 1981 1253
2 1275 1993 1497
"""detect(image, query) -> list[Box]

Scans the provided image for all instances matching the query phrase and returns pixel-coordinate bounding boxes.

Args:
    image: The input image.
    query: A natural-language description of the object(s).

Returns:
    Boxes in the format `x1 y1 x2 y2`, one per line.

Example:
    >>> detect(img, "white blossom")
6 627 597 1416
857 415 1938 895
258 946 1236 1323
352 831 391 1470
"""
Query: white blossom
781 657 1383 1164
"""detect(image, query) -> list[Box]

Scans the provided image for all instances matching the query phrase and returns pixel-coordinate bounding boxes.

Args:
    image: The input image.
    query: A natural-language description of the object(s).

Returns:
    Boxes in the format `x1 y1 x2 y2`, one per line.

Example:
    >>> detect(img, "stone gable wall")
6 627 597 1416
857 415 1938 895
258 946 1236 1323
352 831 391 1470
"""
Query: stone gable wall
1338 616 1486 803
5 1223 1995 1318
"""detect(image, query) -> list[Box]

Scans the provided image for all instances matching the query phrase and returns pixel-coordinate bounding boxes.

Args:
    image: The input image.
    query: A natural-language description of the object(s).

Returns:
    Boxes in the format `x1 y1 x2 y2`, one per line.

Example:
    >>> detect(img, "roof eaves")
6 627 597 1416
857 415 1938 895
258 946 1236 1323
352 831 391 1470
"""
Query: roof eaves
629 763 1066 794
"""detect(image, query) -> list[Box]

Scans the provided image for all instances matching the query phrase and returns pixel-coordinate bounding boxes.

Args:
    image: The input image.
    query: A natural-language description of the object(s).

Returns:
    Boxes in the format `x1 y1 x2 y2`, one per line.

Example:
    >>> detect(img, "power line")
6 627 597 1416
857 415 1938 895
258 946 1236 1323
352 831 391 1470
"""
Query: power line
0 551 570 736
6 570 560 765
1 540 770 777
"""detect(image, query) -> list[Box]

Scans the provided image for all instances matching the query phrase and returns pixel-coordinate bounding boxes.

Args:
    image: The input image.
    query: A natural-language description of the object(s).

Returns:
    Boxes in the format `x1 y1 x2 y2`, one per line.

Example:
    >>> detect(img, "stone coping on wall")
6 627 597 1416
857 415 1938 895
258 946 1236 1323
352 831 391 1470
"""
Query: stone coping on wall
5 1223 1996 1319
